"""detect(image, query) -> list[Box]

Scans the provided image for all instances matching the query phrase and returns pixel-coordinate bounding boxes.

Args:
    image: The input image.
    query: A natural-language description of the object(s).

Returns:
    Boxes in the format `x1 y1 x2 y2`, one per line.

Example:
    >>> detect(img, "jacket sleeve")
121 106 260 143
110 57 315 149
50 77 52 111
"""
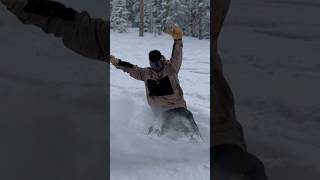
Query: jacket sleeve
8 0 108 61
48 12 108 61
114 60 148 81
168 39 183 74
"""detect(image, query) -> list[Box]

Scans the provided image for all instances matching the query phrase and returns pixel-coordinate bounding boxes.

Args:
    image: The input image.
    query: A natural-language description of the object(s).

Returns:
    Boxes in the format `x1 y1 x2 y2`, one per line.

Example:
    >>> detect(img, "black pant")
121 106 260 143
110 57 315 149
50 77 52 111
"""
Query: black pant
159 107 201 136
211 144 268 180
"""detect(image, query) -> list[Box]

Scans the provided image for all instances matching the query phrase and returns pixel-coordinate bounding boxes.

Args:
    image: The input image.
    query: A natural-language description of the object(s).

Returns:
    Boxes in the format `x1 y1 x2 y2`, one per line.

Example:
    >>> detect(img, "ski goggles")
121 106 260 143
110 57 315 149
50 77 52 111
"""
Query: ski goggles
150 56 164 70
150 60 163 70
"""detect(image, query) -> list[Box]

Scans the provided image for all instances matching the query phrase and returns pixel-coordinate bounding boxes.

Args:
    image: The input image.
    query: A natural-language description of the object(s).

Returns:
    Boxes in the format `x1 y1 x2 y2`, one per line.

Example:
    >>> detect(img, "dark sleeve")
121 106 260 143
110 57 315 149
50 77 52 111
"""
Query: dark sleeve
18 0 108 61
114 60 148 81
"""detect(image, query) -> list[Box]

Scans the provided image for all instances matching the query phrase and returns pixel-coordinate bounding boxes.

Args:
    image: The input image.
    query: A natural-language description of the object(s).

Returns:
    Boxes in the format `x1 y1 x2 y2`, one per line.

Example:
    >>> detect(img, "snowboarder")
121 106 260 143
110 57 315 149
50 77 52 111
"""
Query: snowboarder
110 24 201 138
212 0 269 179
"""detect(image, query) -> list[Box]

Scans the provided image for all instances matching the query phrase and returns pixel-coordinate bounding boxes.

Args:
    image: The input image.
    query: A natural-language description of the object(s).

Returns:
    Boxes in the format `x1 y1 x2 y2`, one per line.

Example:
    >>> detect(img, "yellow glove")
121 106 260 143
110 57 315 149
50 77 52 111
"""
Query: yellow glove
110 55 119 66
164 23 183 40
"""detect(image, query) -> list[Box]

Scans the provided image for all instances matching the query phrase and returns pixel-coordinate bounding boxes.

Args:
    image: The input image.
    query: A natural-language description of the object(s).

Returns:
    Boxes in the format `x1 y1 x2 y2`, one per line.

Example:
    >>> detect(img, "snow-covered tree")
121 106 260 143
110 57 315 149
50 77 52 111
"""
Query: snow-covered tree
152 0 164 35
111 0 210 39
111 0 130 33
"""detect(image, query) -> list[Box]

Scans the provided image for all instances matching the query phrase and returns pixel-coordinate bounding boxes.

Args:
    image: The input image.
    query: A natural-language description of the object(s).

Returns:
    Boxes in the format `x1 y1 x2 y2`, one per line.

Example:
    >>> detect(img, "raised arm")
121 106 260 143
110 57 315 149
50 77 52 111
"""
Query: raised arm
169 39 183 73
164 23 183 74
1 0 108 61
110 55 147 81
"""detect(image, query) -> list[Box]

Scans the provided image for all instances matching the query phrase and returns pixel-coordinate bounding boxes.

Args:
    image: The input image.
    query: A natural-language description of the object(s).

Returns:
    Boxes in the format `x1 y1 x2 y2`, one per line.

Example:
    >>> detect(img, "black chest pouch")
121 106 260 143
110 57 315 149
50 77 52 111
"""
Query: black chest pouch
147 76 174 96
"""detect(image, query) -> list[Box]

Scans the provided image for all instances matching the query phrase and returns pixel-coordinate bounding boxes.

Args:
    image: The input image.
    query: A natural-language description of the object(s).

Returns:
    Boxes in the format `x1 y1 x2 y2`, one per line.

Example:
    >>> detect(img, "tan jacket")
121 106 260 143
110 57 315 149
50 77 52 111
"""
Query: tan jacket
7 0 108 61
212 0 246 149
115 40 187 113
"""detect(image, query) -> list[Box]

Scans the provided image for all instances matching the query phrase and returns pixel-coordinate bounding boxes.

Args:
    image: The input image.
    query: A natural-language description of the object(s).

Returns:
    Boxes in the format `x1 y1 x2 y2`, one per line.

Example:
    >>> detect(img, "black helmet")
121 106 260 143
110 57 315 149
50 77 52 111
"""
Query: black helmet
149 50 162 62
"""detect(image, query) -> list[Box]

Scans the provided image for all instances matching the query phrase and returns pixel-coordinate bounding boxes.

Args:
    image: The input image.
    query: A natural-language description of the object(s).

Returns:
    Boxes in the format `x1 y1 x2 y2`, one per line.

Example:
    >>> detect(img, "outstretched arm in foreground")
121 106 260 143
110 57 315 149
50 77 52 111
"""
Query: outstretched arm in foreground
1 0 108 61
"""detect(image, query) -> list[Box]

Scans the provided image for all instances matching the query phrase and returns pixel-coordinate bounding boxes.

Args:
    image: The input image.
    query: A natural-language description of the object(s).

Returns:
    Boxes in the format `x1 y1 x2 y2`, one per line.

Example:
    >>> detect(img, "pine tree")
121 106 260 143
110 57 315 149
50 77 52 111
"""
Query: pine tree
152 0 163 35
199 0 210 39
111 0 130 33
110 0 210 39
144 0 153 33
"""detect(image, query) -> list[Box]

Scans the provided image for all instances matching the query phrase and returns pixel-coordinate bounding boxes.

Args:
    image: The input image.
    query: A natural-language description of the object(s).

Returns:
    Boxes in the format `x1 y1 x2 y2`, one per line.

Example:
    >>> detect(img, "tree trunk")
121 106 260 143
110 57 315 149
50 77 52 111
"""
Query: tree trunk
139 0 144 37
198 7 203 40
191 11 197 37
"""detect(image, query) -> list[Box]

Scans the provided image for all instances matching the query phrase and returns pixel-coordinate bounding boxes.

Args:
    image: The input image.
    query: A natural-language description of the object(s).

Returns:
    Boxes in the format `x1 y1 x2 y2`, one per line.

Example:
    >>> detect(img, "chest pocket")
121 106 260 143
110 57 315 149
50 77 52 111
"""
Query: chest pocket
147 76 174 96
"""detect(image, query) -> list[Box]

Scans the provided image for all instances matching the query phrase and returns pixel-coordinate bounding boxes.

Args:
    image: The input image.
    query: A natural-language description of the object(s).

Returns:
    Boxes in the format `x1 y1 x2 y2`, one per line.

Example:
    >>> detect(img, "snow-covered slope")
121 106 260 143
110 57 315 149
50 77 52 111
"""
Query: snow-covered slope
110 29 210 180
220 0 320 179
